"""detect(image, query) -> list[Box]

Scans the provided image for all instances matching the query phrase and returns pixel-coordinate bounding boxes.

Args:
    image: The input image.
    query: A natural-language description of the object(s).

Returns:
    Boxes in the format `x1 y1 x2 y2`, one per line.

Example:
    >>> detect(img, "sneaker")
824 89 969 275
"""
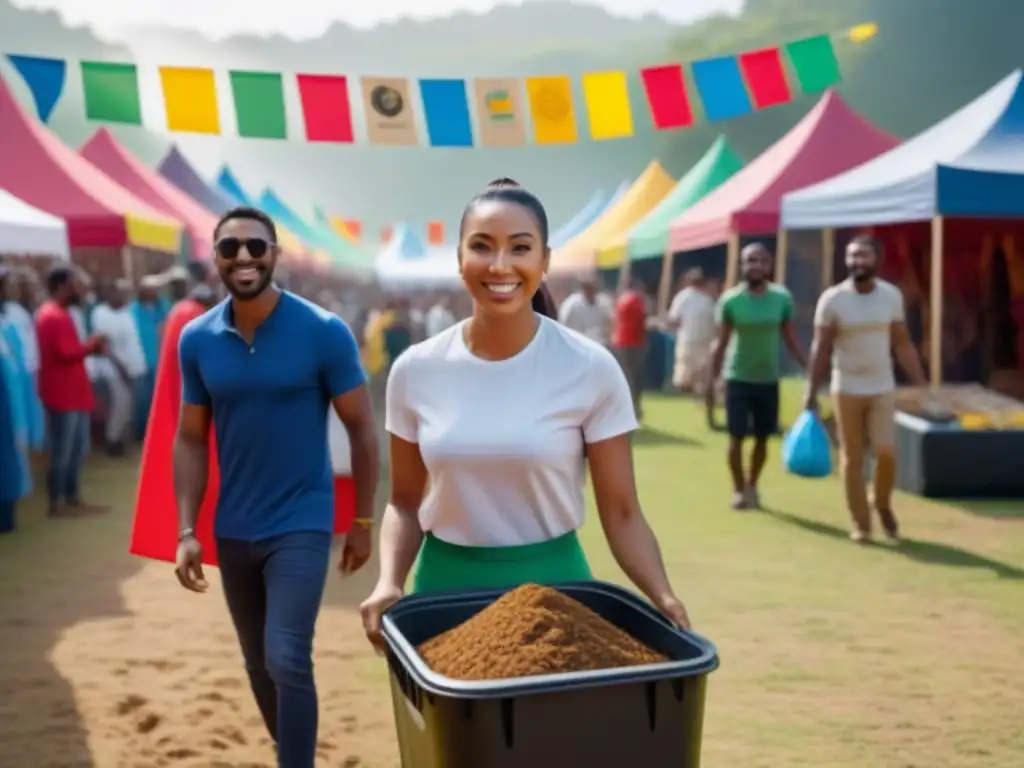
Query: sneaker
744 486 761 510
877 508 900 541
849 528 872 544
730 492 748 510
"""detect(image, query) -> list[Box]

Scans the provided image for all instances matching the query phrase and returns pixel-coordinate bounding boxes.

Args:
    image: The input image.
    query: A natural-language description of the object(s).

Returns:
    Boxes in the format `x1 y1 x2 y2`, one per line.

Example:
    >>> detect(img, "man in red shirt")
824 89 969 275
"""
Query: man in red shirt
612 279 649 419
35 265 107 517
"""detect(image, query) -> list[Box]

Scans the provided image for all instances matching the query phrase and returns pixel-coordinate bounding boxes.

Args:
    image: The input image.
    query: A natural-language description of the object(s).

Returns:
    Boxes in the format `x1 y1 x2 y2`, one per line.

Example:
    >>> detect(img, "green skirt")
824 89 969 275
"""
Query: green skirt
411 530 592 594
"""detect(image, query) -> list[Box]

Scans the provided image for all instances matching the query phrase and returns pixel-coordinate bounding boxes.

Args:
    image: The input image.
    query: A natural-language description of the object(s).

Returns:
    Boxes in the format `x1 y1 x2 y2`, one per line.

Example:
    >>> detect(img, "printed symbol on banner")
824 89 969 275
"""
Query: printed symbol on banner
534 85 569 122
484 89 514 121
370 85 404 119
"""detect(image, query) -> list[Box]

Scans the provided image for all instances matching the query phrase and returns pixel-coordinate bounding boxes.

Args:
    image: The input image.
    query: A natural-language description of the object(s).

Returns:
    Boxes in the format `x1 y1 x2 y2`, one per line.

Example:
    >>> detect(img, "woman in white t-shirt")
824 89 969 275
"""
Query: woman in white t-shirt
360 178 690 646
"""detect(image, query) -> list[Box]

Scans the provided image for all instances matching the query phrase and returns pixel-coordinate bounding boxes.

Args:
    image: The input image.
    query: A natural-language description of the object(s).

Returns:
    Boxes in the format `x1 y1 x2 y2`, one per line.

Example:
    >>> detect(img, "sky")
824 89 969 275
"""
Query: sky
12 0 742 40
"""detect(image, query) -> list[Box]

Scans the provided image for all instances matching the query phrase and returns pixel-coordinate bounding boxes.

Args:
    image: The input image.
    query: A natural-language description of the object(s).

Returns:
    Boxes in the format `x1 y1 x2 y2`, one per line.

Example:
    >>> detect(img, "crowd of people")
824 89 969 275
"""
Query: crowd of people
0 181 930 765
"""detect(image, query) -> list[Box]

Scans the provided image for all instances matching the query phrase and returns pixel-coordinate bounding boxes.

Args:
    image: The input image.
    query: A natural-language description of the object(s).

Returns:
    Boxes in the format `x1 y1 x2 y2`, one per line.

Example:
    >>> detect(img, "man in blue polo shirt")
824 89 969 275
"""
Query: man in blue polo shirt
172 206 379 768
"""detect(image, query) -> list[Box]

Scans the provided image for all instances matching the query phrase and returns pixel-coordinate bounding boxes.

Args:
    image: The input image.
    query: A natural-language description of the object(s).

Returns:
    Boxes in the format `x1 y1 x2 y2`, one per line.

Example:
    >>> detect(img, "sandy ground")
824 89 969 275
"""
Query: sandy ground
0 456 400 768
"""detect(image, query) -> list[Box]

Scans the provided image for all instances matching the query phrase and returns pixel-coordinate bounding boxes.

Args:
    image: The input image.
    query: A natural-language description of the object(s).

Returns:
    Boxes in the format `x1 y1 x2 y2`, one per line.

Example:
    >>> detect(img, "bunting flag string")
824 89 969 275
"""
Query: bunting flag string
2 23 874 147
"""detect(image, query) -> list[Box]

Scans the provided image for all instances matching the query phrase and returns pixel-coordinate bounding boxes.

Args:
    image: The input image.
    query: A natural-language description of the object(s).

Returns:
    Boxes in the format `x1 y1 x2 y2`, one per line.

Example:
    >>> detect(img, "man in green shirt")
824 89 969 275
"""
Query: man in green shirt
710 243 807 509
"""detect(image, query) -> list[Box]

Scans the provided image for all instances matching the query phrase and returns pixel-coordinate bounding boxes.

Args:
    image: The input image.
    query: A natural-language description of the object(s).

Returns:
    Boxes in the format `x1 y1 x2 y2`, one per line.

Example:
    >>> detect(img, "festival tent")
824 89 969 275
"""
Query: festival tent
214 167 314 267
313 207 361 244
0 186 68 257
781 70 1024 227
258 190 374 273
81 128 216 260
550 161 676 274
0 75 181 252
548 181 629 249
158 146 234 215
608 137 745 268
375 224 460 289
666 90 899 263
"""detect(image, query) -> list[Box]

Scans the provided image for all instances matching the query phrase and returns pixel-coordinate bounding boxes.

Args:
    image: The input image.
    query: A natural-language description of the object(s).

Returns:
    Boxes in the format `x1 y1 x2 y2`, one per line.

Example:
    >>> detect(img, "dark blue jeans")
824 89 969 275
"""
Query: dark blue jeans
216 531 332 768
45 409 91 505
134 370 156 441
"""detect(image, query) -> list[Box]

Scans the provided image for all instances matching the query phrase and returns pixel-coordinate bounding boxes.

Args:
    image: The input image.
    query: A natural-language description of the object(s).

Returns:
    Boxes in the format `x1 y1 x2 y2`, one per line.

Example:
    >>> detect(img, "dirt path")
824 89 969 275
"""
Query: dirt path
0 457 399 768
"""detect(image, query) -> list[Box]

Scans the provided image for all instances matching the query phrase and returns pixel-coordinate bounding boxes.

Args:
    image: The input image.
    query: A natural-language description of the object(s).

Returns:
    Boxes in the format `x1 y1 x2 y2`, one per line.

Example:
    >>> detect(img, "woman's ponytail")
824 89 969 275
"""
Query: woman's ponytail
531 283 557 319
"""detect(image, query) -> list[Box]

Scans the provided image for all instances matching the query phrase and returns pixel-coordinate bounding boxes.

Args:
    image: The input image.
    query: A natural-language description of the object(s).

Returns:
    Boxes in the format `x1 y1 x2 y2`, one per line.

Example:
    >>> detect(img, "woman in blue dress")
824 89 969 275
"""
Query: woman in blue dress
0 316 31 534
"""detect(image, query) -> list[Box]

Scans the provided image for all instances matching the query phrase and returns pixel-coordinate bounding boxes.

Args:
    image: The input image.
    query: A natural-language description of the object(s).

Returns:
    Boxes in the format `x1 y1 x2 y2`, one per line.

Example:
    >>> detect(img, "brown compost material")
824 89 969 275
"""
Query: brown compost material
417 584 668 680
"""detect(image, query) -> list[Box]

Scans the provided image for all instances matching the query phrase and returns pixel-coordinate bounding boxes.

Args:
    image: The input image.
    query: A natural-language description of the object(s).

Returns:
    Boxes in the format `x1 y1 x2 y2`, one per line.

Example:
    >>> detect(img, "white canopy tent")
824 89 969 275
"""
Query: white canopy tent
374 224 461 289
0 186 69 257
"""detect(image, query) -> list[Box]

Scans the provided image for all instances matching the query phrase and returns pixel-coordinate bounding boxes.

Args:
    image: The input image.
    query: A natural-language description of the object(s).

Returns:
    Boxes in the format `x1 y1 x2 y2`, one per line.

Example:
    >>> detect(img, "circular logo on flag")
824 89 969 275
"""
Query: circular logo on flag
370 85 404 118
534 85 569 121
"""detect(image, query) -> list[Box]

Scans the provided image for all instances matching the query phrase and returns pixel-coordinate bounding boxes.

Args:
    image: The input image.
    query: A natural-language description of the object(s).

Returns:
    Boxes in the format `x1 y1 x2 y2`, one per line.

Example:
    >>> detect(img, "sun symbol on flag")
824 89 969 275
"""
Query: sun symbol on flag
534 85 569 121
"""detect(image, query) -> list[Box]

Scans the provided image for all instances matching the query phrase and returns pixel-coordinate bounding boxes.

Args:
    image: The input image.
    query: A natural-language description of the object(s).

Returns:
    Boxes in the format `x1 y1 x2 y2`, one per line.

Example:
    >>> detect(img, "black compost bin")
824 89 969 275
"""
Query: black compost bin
381 580 719 768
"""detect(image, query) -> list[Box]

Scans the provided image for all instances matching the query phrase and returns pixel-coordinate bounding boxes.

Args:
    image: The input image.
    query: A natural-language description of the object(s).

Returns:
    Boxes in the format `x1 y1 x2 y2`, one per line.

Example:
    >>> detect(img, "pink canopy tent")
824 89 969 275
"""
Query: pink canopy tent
0 75 181 253
80 128 215 260
666 90 899 285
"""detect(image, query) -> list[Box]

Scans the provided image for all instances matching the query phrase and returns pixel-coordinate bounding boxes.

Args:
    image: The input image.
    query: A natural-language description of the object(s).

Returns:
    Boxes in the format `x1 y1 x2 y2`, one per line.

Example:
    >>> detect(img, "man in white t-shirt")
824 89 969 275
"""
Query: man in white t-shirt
424 293 456 338
666 269 716 393
805 235 927 543
558 278 613 346
91 280 147 455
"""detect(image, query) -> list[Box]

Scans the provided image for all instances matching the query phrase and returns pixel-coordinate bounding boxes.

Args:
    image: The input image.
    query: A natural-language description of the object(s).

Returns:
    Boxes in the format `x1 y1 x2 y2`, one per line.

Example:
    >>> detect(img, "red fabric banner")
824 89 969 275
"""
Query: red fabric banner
297 74 355 143
739 48 792 108
380 225 394 244
426 221 445 245
639 64 693 130
344 219 363 242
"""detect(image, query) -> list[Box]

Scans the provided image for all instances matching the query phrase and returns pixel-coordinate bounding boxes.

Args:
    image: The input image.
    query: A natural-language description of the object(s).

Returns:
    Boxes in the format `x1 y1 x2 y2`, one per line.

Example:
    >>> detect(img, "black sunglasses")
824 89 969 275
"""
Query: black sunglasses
215 237 275 260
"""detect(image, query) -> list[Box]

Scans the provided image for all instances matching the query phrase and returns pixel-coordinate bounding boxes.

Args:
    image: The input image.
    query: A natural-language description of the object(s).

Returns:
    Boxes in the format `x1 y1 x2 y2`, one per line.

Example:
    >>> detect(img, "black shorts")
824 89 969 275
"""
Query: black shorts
724 380 780 440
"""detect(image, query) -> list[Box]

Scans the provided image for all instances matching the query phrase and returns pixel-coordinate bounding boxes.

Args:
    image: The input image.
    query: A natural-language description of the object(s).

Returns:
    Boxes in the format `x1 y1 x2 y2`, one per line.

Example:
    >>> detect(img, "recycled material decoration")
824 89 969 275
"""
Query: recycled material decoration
5 22 877 148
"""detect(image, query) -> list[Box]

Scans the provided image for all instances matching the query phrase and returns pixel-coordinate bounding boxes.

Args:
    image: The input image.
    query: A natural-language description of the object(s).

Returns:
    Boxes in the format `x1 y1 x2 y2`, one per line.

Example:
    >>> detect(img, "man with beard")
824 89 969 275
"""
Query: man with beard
35 265 108 517
171 207 379 768
805 235 926 544
710 243 806 510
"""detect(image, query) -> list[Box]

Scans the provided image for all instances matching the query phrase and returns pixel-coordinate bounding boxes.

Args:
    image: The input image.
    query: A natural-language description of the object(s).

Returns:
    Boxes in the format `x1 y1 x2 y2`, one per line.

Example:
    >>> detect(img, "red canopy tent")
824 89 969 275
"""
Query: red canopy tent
80 128 215 261
666 90 899 288
0 75 181 254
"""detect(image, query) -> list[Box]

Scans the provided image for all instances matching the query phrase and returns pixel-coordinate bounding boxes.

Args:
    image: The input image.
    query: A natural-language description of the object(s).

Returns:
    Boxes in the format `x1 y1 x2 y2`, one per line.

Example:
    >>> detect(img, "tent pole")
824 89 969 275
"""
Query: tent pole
820 228 835 291
929 216 944 386
775 228 789 286
657 245 673 315
725 232 740 287
120 245 134 282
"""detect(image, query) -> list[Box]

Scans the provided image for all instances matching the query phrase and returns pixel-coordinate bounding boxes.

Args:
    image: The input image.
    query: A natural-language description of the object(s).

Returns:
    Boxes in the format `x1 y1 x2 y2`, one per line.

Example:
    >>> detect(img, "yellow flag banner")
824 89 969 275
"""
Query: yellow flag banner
159 67 220 134
581 70 634 141
525 75 578 145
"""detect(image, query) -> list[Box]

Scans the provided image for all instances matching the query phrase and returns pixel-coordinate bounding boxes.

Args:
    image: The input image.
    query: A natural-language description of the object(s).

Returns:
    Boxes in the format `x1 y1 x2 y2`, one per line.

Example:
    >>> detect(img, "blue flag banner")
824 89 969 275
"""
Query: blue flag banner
6 54 67 123
419 79 474 148
691 55 752 122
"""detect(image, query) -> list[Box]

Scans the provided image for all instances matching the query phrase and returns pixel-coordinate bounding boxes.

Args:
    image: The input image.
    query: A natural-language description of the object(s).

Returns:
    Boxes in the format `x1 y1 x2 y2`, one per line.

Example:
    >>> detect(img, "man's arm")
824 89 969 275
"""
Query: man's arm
323 317 380 524
173 329 212 534
782 322 807 370
804 292 836 409
892 321 927 386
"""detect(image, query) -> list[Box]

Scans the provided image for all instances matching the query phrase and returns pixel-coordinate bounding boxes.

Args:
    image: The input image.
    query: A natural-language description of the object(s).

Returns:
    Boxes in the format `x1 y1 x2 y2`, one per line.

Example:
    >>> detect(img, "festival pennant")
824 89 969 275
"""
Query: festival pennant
785 34 841 93
6 54 66 123
230 70 287 139
472 78 527 147
380 225 394 244
581 70 634 141
361 76 417 146
159 66 220 134
691 55 752 122
342 219 363 242
80 61 141 125
738 47 791 108
426 221 445 245
525 75 578 145
419 79 474 148
640 64 693 130
297 74 354 143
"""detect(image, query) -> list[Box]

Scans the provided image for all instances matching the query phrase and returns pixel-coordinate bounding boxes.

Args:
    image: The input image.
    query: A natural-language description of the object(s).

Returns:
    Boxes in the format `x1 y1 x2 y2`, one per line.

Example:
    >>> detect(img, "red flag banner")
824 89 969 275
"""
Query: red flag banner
297 74 355 143
639 64 693 130
380 225 394 244
426 221 445 245
738 48 792 108
344 219 363 242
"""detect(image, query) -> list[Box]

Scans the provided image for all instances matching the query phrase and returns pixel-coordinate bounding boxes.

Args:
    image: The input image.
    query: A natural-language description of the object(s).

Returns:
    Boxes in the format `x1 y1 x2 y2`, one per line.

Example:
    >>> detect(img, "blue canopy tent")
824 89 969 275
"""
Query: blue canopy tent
781 70 1024 385
158 147 234 214
215 167 254 207
375 224 459 290
549 181 630 249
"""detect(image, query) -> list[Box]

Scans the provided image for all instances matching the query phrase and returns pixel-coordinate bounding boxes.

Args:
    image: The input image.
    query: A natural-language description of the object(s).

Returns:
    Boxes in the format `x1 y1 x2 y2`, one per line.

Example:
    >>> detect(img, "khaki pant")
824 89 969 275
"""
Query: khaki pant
834 391 896 532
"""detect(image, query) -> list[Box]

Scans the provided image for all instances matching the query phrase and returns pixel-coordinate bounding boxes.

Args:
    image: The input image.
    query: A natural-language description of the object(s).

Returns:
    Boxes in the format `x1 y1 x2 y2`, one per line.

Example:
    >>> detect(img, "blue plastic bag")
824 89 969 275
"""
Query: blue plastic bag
782 410 832 478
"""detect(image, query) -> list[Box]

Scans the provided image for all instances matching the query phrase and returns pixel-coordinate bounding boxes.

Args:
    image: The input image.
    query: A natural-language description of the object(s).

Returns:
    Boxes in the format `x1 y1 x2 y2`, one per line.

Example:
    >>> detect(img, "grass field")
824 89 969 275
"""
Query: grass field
0 390 1022 767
